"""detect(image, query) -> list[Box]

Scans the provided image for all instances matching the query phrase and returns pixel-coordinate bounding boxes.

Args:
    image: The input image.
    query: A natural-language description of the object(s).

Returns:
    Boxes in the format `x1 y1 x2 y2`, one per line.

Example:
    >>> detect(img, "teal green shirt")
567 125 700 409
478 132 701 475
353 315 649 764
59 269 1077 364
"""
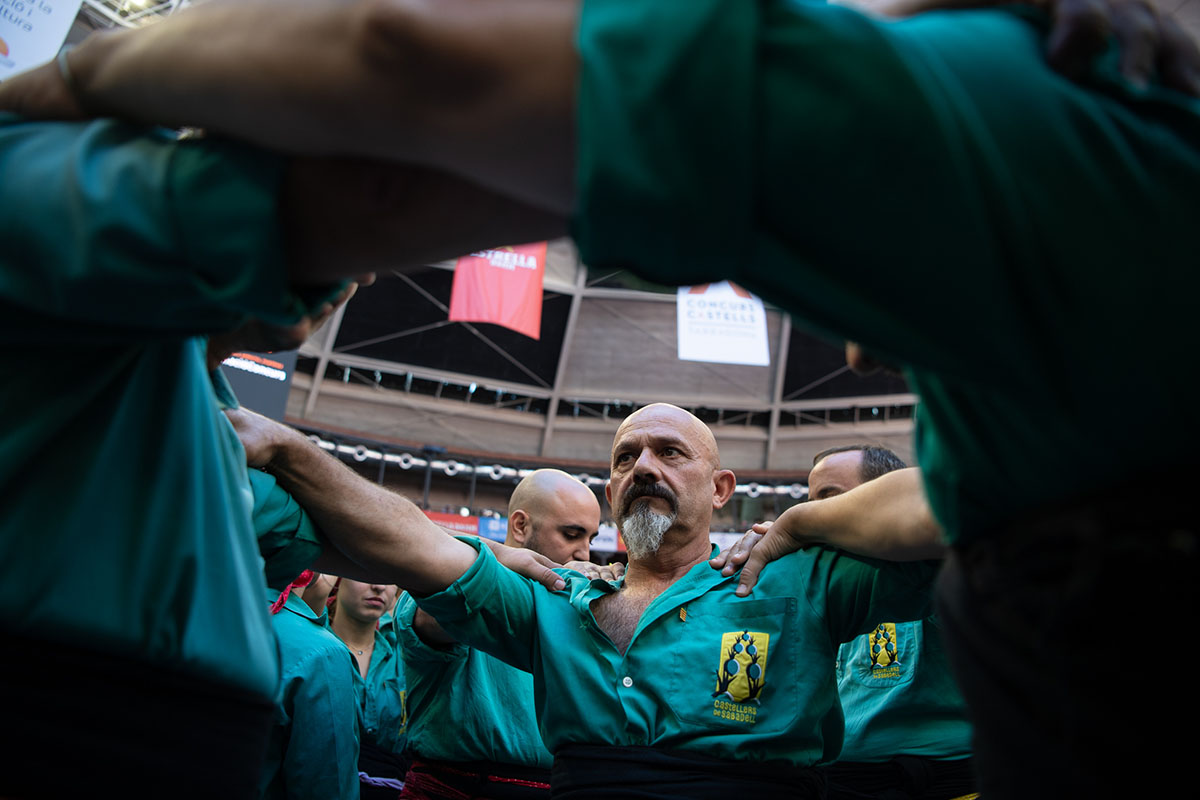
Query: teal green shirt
378 608 399 648
262 591 361 800
572 0 1200 546
395 592 554 769
353 629 410 757
836 617 972 762
0 115 309 699
416 540 937 766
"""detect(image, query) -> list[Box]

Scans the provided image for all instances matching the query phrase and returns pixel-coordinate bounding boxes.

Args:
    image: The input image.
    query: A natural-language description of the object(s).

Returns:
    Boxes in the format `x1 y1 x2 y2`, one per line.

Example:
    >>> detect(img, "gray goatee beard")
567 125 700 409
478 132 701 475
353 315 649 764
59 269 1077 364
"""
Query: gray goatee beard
620 503 676 559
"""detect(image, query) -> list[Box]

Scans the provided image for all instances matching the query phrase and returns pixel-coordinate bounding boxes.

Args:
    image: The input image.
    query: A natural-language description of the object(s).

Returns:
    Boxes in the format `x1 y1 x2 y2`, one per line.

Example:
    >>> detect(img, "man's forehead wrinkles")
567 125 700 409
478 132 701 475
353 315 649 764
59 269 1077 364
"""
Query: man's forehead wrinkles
615 429 690 451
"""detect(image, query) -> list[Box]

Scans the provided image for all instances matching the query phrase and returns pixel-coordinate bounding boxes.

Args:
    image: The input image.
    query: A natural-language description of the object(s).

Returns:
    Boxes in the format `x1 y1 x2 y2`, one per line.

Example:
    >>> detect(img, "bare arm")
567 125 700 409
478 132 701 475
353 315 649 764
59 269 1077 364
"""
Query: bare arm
251 411 478 595
727 468 945 596
228 407 566 595
3 0 1195 233
45 0 579 213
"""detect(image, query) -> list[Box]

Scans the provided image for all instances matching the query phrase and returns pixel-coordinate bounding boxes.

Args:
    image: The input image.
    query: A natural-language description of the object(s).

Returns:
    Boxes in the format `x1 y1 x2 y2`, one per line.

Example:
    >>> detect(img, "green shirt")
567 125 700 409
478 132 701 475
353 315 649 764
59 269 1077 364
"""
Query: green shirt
836 617 971 762
352 628 410 758
378 608 399 648
0 114 308 699
417 540 936 766
263 591 362 800
395 592 554 769
572 0 1200 546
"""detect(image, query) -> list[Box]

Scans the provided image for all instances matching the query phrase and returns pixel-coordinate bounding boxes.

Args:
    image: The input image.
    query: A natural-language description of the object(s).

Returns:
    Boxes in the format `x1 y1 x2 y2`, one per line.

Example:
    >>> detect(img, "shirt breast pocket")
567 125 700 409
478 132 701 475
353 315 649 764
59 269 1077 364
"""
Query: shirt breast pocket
666 596 808 735
841 620 922 689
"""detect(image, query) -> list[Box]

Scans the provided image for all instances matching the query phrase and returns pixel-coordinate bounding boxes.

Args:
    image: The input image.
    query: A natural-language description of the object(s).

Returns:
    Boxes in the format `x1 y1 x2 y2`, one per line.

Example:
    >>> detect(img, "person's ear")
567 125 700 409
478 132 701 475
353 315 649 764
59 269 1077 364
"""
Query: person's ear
509 509 531 545
712 469 736 509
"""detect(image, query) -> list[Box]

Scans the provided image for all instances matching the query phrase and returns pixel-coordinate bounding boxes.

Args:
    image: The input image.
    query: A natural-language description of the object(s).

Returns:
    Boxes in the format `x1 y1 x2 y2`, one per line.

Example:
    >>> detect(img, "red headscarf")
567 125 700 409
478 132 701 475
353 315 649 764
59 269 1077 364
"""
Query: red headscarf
270 569 315 615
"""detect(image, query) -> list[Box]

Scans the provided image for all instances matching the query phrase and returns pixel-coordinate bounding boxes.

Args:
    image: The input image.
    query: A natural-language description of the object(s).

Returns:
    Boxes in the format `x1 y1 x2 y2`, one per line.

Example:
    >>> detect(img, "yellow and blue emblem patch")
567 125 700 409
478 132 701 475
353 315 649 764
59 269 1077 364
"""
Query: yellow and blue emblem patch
712 629 770 722
867 623 902 678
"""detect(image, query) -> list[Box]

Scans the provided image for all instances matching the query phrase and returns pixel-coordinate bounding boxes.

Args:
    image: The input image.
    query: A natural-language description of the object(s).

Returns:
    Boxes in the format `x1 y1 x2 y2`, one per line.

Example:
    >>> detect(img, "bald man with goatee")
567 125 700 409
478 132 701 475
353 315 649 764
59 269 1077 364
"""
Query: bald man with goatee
233 403 942 799
411 404 943 797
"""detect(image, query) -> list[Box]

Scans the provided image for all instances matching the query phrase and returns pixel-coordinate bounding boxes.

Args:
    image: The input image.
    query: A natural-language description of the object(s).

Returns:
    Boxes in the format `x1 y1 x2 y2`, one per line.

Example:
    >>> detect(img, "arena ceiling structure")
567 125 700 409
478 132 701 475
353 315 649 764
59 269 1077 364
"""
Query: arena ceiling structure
290 241 915 481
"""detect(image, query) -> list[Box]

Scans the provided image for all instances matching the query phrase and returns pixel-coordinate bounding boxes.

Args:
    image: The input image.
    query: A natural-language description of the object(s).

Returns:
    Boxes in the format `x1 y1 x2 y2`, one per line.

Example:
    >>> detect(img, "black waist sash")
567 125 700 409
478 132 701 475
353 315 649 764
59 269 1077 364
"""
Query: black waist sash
551 745 826 800
822 757 977 800
359 737 411 780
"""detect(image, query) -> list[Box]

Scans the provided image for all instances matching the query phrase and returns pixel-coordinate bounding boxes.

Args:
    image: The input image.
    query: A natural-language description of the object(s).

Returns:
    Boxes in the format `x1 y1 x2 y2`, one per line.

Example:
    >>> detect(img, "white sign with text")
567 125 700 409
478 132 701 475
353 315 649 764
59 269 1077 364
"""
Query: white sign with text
0 0 81 81
677 281 770 366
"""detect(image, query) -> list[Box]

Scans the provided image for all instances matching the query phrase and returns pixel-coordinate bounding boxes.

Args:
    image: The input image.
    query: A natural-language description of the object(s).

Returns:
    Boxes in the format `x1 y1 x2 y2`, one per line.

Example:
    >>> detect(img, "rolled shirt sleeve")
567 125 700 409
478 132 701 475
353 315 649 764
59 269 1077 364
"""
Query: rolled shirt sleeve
412 539 540 674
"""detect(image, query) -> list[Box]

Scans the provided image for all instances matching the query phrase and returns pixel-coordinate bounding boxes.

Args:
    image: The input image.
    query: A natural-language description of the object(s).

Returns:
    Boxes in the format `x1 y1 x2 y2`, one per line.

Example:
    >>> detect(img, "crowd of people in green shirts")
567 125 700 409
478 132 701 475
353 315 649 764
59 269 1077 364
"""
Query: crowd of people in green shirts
2 0 1199 796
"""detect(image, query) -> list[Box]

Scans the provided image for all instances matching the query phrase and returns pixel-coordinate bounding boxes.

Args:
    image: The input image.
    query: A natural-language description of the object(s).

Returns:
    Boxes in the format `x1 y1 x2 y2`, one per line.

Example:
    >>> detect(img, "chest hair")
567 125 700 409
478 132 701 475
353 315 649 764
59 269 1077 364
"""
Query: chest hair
591 590 658 655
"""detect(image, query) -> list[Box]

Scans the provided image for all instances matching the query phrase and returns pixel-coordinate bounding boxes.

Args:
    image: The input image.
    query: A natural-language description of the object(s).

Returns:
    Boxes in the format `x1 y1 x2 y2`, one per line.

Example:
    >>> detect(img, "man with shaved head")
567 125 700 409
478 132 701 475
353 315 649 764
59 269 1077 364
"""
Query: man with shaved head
231 403 940 797
394 469 600 800
504 470 601 566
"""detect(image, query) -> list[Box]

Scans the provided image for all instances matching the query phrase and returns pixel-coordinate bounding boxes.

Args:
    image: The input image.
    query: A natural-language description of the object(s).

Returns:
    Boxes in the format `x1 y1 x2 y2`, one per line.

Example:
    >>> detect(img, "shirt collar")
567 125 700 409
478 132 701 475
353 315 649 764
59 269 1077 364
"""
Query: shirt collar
273 589 328 625
570 543 738 610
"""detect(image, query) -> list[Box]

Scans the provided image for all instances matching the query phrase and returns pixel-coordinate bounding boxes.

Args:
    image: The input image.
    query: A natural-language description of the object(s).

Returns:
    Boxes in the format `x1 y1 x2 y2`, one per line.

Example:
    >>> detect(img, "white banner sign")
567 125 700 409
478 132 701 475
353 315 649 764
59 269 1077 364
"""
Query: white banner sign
677 281 770 366
1 0 82 81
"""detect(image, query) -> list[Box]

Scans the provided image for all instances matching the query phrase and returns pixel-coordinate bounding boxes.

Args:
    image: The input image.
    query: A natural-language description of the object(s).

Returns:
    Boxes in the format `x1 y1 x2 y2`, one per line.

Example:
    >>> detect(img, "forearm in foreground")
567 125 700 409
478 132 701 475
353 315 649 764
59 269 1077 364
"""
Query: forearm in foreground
258 421 476 595
800 468 945 560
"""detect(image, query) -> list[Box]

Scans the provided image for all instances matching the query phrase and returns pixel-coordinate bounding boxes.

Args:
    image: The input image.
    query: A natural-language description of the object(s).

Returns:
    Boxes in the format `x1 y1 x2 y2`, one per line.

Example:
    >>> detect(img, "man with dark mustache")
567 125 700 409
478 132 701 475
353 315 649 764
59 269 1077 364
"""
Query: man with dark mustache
612 480 679 558
230 402 942 797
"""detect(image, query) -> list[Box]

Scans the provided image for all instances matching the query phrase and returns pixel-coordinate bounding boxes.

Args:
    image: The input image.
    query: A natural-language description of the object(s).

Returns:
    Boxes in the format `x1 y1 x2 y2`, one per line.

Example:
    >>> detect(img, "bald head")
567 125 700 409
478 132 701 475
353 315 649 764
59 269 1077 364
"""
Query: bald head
614 404 721 470
607 404 735 560
507 469 601 564
508 469 591 518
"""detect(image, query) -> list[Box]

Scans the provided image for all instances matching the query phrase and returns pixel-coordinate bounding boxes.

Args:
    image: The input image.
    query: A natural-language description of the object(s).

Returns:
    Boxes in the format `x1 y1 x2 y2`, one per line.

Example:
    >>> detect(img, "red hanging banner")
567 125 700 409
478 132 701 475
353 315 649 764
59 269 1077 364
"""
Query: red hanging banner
448 242 548 340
